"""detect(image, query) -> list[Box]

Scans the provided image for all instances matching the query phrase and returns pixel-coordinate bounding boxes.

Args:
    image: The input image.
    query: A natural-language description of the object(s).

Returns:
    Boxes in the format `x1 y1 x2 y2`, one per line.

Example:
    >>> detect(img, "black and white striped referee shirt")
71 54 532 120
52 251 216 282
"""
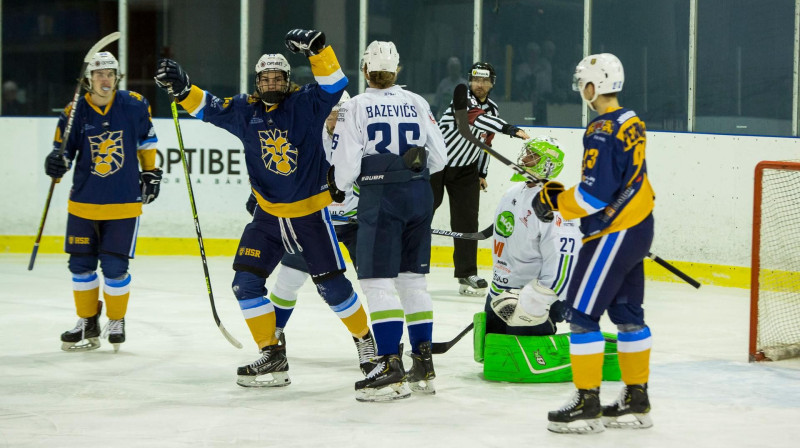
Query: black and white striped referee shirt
438 90 512 177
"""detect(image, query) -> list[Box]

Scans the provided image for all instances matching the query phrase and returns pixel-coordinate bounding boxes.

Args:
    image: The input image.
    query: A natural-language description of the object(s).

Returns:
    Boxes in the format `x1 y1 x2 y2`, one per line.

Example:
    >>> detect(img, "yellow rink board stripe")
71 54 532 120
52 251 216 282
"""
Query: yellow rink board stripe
0 235 781 291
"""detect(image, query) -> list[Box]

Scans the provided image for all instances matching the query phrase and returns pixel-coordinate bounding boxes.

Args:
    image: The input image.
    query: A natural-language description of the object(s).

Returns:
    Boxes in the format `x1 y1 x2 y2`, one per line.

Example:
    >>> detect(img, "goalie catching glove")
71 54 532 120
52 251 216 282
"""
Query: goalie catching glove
490 283 558 327
140 168 162 204
284 29 326 57
531 181 564 223
155 59 192 101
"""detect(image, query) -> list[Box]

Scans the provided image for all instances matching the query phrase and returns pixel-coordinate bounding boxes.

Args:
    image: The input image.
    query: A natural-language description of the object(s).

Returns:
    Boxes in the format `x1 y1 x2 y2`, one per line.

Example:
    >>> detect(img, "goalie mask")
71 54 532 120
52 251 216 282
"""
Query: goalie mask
85 51 120 93
511 136 564 182
255 53 291 105
572 53 624 110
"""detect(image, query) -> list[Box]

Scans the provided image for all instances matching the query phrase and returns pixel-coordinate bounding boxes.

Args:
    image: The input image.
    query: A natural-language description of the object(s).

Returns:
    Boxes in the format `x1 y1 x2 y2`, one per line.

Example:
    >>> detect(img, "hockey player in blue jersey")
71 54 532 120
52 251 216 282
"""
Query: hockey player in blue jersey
45 51 162 353
330 41 448 401
155 29 374 388
532 53 656 433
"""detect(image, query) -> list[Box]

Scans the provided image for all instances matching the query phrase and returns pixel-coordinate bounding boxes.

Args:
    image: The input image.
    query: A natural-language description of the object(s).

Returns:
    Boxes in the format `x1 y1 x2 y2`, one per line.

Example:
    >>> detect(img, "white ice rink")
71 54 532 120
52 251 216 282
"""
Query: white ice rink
1 253 799 448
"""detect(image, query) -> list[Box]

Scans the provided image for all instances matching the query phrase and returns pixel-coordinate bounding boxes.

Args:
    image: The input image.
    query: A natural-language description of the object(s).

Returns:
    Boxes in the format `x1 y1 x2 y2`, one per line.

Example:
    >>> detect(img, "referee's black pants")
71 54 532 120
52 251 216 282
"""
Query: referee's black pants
430 162 481 279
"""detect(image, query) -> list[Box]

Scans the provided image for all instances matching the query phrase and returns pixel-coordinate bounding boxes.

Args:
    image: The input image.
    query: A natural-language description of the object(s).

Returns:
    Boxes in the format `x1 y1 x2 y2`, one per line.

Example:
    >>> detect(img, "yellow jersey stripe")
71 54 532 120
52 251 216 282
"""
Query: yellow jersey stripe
253 189 332 218
179 85 207 116
68 201 142 220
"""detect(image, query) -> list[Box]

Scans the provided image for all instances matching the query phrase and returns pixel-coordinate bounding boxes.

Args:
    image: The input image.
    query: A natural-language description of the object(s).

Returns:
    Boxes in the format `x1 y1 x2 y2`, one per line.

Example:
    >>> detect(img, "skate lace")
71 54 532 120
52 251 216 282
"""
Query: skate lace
69 317 87 336
251 349 276 368
612 386 630 410
364 359 387 379
355 337 376 363
557 390 581 412
101 319 124 338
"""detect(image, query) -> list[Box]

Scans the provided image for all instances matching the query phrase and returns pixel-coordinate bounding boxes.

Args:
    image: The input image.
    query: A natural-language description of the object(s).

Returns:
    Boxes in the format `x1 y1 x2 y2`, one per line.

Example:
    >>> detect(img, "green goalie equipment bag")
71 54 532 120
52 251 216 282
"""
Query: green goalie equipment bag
473 312 621 383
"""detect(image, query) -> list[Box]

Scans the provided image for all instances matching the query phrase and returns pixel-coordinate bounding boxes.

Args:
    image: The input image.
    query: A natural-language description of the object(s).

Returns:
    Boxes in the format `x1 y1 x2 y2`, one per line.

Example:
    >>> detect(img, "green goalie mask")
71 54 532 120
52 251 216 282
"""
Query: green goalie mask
511 136 565 182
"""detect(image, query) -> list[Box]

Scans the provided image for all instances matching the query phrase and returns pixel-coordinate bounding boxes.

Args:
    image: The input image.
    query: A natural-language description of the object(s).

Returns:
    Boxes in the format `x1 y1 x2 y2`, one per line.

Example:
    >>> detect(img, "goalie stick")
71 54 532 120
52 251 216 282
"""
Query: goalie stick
165 91 242 349
451 83 701 289
29 31 121 271
330 215 494 240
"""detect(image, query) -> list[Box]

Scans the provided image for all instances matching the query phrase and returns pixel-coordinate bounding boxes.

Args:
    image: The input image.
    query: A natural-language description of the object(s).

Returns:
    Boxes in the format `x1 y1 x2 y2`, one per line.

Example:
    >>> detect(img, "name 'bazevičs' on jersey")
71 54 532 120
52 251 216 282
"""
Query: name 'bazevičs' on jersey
365 103 418 119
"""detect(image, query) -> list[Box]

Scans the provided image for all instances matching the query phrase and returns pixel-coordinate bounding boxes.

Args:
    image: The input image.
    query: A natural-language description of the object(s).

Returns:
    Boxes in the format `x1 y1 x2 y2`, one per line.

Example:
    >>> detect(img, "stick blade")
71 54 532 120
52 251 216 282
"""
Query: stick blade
453 83 469 111
218 323 243 349
84 31 121 61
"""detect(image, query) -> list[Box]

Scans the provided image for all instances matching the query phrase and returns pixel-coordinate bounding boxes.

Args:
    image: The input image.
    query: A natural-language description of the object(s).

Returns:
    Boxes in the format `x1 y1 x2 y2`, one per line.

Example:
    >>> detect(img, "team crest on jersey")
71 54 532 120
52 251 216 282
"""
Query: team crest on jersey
585 120 614 137
495 211 514 237
88 130 124 177
259 129 297 176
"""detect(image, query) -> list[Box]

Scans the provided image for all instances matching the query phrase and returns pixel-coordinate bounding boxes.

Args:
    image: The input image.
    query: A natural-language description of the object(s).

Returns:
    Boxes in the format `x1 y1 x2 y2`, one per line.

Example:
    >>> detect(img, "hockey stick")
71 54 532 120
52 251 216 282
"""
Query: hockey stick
432 322 474 355
166 93 242 349
451 83 701 289
28 31 121 271
330 215 494 240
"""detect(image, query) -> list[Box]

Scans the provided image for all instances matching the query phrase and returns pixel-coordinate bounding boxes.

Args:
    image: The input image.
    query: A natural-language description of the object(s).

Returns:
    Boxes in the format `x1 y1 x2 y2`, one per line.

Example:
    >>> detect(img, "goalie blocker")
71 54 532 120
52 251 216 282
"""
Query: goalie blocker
473 312 621 383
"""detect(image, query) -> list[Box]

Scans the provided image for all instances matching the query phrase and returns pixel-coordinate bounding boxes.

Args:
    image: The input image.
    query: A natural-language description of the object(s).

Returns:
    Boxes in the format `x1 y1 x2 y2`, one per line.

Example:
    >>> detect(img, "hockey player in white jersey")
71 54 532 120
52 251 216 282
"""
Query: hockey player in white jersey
329 40 448 402
484 137 582 336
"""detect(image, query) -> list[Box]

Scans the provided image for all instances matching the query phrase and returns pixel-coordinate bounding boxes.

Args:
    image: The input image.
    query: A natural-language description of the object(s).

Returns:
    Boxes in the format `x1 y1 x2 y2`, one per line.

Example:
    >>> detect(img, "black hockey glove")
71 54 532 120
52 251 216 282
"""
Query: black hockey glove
502 123 524 138
155 59 192 101
140 168 163 205
531 181 564 223
285 29 326 56
326 166 345 203
44 149 70 179
246 192 257 216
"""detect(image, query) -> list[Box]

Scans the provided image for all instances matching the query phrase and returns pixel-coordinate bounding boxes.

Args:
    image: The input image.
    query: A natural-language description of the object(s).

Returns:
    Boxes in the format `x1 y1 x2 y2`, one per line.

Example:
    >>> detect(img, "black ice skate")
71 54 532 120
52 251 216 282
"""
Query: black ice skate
60 301 103 352
602 383 653 429
547 388 604 434
101 318 125 353
354 331 377 376
406 341 436 394
458 275 488 296
354 354 410 402
236 344 290 388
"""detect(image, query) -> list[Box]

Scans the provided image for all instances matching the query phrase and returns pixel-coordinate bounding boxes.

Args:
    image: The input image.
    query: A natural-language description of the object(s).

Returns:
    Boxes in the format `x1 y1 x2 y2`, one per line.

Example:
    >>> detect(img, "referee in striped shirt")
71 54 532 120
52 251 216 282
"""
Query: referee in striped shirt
432 62 530 296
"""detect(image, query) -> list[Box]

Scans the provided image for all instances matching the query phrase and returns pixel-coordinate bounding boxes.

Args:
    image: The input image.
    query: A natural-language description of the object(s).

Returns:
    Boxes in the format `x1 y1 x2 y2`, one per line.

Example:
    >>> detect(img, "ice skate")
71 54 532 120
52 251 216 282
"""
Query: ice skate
354 330 377 375
406 341 436 394
60 301 103 351
602 383 653 429
458 275 488 296
355 354 410 402
547 388 604 434
101 318 125 353
236 344 291 388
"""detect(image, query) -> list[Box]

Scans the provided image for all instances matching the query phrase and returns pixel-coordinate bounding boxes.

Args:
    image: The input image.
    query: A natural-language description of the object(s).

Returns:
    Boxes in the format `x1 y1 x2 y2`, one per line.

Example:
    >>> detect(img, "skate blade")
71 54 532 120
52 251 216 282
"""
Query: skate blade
547 418 605 434
236 371 291 388
458 286 487 296
602 413 653 429
61 337 101 352
112 343 121 353
355 382 411 402
409 379 436 395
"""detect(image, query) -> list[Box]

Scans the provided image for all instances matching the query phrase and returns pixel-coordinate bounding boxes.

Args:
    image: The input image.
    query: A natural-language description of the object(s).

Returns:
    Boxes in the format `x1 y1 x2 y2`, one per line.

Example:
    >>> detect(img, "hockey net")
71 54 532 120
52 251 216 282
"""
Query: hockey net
749 161 800 362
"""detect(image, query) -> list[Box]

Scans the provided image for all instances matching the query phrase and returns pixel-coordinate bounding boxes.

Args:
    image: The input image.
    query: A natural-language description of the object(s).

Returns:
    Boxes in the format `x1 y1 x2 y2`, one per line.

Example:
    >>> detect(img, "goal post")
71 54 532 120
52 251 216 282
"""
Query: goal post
749 160 800 362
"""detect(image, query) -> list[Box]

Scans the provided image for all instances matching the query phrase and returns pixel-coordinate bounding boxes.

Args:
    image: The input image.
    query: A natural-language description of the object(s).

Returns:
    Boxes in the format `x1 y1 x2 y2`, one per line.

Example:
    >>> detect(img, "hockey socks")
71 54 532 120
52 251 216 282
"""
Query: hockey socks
617 326 652 385
72 271 100 317
103 274 131 320
394 273 433 352
569 331 606 390
238 296 278 349
270 264 308 329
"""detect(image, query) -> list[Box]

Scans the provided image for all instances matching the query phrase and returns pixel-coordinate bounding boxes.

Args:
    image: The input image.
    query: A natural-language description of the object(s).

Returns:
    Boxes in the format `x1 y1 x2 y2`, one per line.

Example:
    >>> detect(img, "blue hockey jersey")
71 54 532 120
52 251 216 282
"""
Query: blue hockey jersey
177 46 347 218
557 107 655 241
53 90 158 220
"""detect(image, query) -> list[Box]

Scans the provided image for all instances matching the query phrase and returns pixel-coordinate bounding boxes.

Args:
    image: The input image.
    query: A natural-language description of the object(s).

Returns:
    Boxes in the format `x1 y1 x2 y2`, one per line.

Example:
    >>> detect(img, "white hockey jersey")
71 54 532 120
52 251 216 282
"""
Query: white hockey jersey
322 127 358 223
331 85 447 191
491 183 583 296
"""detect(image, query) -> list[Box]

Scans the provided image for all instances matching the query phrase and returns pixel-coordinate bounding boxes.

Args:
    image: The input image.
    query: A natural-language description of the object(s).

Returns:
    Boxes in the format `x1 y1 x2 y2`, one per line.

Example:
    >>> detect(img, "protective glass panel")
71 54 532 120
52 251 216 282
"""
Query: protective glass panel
592 0 690 132
695 0 794 136
482 0 584 127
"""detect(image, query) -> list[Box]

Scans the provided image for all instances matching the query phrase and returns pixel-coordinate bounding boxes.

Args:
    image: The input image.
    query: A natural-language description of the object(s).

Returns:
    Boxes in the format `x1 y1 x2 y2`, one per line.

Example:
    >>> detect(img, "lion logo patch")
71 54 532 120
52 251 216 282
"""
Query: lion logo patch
259 129 297 176
88 131 124 177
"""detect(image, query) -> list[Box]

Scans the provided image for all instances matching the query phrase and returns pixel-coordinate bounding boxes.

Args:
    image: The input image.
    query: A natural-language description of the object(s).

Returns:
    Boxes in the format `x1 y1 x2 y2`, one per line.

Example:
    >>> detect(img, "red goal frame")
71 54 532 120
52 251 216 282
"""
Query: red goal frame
749 160 800 362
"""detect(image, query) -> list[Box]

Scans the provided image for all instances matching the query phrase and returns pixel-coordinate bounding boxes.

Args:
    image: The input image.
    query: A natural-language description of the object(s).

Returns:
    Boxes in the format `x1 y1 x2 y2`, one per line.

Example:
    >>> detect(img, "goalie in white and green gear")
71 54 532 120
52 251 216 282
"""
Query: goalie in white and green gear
476 136 620 383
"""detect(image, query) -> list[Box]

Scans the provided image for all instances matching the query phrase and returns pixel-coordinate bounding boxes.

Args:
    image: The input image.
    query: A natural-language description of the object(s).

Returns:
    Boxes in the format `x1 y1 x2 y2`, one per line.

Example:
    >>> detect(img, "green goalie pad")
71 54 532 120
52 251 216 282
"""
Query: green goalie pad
473 312 621 383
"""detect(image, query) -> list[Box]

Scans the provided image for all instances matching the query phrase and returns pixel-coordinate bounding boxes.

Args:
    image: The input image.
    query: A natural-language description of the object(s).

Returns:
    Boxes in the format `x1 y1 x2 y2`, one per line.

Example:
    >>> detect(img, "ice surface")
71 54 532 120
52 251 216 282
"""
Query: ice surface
1 253 799 447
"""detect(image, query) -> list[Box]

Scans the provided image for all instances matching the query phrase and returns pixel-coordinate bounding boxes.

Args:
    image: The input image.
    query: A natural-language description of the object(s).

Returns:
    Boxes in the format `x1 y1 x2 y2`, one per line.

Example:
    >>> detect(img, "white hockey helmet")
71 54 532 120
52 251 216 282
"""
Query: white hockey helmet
572 53 624 107
362 41 399 72
332 90 350 113
255 53 292 105
85 51 120 92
